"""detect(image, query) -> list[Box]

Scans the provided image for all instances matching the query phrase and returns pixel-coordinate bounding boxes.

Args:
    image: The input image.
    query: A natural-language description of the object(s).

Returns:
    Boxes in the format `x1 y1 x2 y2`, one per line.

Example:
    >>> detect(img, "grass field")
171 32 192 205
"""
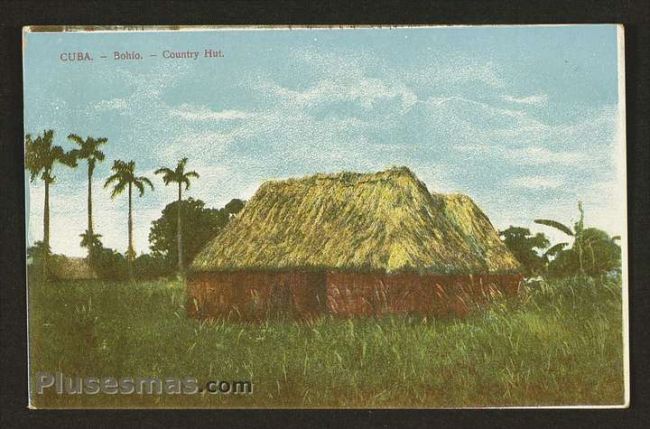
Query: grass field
28 276 625 408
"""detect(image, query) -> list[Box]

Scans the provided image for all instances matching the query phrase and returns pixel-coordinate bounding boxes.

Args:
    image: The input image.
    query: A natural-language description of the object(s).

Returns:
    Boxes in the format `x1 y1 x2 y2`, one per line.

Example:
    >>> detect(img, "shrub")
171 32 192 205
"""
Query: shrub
88 246 128 281
133 253 173 280
547 228 621 279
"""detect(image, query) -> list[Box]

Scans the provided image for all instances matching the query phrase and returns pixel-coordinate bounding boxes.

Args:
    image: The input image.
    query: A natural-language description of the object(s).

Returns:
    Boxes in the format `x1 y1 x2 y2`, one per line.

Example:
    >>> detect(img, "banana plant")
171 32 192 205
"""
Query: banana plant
535 201 586 274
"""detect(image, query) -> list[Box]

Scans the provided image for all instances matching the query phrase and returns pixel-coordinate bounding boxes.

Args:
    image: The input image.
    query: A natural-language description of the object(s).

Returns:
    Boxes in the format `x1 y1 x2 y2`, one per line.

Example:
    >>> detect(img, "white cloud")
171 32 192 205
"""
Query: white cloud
508 146 588 166
161 131 234 161
502 94 549 105
170 104 254 121
94 98 128 111
402 59 506 88
252 49 420 112
26 41 624 258
509 175 564 190
452 103 617 168
425 96 528 119
258 77 418 112
456 144 589 166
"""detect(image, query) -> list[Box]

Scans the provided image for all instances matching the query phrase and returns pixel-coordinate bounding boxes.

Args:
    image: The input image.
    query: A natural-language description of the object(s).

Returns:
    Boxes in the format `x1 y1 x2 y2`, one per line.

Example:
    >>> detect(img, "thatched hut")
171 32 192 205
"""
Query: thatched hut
189 167 522 320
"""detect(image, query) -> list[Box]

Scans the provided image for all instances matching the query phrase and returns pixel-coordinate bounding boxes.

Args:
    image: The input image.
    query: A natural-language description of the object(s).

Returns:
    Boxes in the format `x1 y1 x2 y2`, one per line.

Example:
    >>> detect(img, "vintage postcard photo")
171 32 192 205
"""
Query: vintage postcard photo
23 25 628 408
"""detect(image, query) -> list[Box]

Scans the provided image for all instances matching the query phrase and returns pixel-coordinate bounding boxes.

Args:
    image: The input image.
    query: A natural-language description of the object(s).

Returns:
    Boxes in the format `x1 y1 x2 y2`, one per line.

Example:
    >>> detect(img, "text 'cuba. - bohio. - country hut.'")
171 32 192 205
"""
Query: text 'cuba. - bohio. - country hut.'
188 167 523 320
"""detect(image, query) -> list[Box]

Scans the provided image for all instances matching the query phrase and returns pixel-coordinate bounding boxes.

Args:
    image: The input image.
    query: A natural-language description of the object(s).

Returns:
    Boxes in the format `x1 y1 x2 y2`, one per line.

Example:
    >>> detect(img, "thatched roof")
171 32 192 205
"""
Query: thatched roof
191 167 521 274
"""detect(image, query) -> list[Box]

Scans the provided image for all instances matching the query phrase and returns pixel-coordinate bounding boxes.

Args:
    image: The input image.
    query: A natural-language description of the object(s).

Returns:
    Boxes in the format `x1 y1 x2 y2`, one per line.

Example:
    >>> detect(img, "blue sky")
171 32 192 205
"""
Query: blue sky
24 25 626 257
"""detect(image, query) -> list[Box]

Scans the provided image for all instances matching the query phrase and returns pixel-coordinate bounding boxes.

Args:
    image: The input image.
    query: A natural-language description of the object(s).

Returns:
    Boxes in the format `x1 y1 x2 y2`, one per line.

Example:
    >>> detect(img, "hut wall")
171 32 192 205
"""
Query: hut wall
187 271 326 321
188 271 522 320
325 272 522 317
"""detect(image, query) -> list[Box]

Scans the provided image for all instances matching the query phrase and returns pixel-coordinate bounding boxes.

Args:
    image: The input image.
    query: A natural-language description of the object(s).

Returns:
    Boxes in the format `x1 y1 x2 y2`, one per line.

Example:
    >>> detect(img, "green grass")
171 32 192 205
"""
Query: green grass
28 276 625 408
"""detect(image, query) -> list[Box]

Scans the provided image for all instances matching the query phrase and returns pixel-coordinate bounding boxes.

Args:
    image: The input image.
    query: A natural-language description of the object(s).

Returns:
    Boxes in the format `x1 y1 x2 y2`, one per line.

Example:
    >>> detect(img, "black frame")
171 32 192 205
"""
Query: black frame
1 1 649 427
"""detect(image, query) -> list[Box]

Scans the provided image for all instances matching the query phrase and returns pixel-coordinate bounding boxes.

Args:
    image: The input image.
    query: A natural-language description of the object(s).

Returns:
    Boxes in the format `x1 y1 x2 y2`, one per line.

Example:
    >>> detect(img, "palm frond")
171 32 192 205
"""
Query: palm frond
51 145 65 159
110 180 128 199
42 171 55 184
157 159 198 190
133 180 145 196
104 173 122 188
80 230 103 248
534 219 574 236
135 176 154 196
111 159 129 171
183 170 199 189
155 167 175 185
67 133 85 147
58 147 77 167
544 242 568 257
155 167 174 176
140 176 154 189
43 129 54 144
24 134 42 181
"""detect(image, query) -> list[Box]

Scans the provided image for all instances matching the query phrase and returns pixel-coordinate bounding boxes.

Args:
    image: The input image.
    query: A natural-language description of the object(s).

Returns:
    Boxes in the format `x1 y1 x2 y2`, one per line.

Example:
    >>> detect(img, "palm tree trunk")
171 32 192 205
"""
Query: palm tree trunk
127 182 134 279
87 163 93 236
578 243 584 274
43 180 50 249
43 179 50 279
177 183 183 274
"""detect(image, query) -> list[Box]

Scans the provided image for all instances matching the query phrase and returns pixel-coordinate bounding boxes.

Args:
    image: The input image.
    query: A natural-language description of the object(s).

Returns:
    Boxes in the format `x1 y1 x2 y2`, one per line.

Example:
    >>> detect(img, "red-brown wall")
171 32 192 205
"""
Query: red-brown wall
187 271 326 321
325 272 521 318
187 271 522 320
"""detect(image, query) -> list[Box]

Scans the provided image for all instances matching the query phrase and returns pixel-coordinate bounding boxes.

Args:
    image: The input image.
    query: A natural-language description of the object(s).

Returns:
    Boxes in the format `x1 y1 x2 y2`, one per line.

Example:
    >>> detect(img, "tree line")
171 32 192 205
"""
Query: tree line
499 202 622 280
25 129 242 282
26 129 622 283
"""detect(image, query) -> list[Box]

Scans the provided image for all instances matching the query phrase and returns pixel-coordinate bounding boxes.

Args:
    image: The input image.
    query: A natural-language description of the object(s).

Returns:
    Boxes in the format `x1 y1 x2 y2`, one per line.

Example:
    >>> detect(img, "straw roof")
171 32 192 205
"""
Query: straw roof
191 167 521 274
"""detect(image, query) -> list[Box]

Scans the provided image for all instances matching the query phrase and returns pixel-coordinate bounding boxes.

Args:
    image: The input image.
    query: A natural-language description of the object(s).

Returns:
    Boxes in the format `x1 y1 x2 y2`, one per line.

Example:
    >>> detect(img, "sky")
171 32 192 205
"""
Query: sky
23 25 626 257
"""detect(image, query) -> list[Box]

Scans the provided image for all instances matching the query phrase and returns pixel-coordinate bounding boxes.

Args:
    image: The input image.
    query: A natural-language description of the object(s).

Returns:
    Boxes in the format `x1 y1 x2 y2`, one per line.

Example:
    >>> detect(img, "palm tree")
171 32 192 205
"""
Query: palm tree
104 160 153 276
80 230 103 252
25 130 77 277
68 134 108 251
535 201 587 274
155 158 200 274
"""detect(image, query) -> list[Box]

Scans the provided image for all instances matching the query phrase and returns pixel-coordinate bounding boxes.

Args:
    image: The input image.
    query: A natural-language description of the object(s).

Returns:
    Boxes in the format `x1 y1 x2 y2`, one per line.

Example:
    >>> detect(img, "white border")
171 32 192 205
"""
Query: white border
617 24 630 409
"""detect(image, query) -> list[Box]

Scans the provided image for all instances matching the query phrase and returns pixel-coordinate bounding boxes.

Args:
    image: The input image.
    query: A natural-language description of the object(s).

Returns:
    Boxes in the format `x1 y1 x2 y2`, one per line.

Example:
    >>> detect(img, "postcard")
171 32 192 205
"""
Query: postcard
23 25 628 408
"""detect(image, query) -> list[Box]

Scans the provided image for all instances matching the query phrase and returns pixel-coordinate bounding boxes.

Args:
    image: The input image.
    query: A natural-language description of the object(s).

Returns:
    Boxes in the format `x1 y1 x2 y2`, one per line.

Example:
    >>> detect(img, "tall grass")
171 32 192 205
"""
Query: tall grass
28 276 624 408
